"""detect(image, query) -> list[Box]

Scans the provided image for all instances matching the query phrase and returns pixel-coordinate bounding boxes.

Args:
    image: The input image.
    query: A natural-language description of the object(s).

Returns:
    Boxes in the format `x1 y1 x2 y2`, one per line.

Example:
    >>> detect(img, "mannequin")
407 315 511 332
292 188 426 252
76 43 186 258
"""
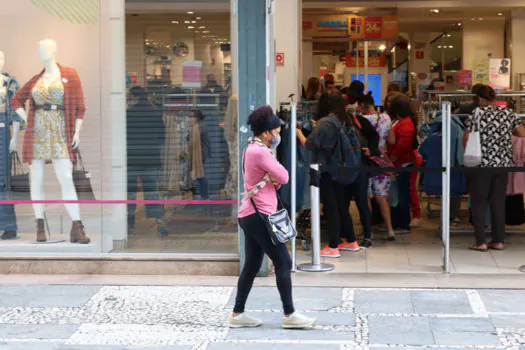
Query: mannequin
0 51 22 240
10 39 89 244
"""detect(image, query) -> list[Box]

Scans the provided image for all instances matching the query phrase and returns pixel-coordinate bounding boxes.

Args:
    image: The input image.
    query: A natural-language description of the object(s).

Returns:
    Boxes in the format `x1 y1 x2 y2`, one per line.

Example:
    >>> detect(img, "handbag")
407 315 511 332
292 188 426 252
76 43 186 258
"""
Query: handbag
464 115 482 167
9 152 30 200
369 153 395 176
73 149 96 200
243 148 297 246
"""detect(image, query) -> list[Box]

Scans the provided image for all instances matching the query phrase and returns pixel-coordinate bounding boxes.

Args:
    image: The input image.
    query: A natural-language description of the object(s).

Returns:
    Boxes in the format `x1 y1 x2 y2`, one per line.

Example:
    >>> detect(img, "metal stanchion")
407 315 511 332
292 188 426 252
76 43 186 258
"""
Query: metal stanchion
441 102 451 273
298 164 334 272
290 101 297 272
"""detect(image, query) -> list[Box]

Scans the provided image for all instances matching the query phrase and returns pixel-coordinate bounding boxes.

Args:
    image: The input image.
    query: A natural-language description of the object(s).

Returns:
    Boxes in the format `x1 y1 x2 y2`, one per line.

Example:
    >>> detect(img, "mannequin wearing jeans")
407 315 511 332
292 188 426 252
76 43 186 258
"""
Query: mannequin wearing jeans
10 39 89 244
0 51 22 240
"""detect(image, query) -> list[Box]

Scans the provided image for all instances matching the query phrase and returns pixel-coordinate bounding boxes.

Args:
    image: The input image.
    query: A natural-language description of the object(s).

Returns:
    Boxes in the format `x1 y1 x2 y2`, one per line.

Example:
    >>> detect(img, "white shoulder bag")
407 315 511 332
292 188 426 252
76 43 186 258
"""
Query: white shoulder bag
464 113 482 167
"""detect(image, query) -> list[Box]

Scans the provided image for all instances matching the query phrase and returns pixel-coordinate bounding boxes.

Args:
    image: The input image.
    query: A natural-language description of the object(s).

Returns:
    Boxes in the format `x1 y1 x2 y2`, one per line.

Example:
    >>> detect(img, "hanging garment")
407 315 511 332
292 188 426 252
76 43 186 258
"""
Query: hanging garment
419 114 467 196
189 120 205 180
506 194 525 226
507 136 525 195
224 95 238 193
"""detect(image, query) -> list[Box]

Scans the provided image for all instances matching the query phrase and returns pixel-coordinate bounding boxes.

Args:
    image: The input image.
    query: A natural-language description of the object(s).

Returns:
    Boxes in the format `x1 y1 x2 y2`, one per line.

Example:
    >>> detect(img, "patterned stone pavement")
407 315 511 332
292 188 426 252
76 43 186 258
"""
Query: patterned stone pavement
0 285 524 350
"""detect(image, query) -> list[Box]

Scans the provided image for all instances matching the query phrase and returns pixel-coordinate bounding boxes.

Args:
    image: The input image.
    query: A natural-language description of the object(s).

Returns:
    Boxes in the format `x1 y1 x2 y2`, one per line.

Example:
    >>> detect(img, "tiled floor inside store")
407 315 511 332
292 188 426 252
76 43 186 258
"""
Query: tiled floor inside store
119 197 525 274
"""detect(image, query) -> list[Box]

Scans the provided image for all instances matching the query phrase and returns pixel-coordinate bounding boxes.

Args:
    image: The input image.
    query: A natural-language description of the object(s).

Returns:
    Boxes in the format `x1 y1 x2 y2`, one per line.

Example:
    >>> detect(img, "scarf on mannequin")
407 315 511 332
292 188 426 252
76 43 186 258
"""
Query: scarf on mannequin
190 121 205 180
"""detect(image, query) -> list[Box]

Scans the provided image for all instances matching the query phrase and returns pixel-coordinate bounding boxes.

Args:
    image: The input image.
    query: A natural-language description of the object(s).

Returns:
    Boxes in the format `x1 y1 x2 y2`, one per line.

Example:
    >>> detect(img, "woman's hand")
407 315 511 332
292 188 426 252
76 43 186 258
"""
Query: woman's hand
362 147 371 157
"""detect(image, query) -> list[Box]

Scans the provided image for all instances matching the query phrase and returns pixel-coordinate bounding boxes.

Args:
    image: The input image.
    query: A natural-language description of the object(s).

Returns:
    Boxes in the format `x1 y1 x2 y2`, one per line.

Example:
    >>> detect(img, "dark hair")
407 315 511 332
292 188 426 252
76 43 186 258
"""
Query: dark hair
501 59 509 66
476 85 496 102
193 110 205 121
247 105 279 136
387 83 401 93
305 77 320 100
327 95 350 123
359 93 375 109
324 74 335 85
384 91 401 110
314 93 331 121
388 94 419 149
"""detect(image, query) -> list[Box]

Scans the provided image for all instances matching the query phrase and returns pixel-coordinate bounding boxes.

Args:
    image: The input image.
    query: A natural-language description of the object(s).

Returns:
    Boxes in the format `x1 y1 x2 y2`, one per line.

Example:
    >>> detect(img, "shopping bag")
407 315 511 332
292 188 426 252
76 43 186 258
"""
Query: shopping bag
9 151 30 200
73 149 96 200
464 118 482 167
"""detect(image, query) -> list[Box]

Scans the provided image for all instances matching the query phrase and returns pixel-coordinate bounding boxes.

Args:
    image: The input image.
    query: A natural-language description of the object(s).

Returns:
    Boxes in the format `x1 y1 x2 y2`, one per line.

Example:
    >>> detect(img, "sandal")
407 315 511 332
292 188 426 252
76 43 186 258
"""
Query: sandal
468 244 488 252
488 242 505 251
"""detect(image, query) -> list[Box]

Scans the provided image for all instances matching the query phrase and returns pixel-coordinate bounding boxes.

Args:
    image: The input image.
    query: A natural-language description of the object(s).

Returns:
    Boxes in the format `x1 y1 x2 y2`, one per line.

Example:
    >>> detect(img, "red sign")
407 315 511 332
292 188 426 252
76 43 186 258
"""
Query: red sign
364 17 382 38
458 70 473 85
275 53 284 67
415 51 425 60
345 52 386 68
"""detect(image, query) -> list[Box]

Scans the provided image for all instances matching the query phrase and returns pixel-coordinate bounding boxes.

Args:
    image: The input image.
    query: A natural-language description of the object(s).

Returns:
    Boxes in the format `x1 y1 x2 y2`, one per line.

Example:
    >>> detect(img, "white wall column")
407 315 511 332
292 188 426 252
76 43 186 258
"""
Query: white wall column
101 0 127 250
408 32 432 76
510 10 525 90
275 0 301 103
462 19 505 71
302 41 313 88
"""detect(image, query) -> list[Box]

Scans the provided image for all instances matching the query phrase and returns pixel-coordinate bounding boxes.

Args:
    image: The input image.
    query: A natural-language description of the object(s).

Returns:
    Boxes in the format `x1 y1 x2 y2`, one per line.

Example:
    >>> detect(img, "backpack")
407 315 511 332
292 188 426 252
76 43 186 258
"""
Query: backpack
328 115 362 184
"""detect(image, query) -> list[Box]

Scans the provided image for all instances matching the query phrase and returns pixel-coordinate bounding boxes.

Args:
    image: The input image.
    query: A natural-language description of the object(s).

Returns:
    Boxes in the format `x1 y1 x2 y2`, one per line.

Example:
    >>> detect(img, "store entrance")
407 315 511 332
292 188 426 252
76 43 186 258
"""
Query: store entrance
289 3 525 275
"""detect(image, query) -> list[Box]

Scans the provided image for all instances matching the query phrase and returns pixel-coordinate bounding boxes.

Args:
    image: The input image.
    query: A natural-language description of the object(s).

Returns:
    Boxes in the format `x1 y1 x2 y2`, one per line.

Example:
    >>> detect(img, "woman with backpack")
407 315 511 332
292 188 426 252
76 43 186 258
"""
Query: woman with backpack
296 94 361 258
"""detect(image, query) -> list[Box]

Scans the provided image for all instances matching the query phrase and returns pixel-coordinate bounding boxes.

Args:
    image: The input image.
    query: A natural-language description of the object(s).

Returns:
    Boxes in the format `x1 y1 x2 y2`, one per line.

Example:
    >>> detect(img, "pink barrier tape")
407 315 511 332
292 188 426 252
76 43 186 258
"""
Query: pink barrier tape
0 200 237 205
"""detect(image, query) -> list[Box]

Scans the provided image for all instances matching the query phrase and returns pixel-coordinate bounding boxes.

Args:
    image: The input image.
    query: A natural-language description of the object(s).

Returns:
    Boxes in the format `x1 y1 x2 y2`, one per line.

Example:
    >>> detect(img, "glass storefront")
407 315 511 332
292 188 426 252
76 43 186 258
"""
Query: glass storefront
0 0 238 257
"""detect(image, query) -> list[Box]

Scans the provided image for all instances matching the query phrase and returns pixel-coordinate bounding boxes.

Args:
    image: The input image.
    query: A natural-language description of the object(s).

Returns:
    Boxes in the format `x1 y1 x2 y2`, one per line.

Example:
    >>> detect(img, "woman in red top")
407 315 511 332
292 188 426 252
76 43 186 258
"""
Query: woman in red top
387 94 417 231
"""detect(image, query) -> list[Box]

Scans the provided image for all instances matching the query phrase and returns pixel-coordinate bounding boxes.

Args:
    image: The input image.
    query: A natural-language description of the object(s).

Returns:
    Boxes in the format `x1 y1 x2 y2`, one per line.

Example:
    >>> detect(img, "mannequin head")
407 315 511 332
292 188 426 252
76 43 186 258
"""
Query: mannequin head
38 39 58 63
0 51 4 72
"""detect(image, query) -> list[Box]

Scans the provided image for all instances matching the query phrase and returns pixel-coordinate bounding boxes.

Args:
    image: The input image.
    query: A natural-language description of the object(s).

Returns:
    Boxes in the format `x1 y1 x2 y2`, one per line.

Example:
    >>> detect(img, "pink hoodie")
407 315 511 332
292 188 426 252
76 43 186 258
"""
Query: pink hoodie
238 142 289 218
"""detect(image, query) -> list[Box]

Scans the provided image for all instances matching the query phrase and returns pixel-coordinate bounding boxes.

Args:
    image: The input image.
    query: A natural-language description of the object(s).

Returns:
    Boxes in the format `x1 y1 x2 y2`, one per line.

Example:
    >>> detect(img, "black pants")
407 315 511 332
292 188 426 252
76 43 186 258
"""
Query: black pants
391 171 411 230
468 172 507 245
320 173 356 248
234 213 294 315
345 173 372 239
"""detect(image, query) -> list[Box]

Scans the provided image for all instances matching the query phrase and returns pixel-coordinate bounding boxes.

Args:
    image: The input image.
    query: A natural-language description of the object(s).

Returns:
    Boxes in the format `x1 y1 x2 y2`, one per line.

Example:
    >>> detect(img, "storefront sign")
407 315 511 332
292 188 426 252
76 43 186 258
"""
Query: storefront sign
275 53 285 67
364 17 382 38
182 60 202 88
489 58 511 90
318 19 348 32
348 15 398 39
381 16 399 39
457 70 472 85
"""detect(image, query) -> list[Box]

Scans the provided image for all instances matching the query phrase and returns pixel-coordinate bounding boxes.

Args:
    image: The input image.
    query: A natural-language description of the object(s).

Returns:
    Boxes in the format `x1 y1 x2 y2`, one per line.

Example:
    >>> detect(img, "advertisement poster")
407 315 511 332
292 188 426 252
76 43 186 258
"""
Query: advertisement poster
182 60 202 88
348 15 365 39
457 70 472 85
345 51 386 68
364 17 382 38
489 58 511 90
381 16 399 39
472 59 489 85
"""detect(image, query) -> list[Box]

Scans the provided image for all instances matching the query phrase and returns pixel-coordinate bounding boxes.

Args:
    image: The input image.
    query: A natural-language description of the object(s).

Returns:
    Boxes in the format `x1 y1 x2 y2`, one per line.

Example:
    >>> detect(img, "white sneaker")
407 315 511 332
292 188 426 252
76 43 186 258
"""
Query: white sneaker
228 314 263 328
282 312 316 329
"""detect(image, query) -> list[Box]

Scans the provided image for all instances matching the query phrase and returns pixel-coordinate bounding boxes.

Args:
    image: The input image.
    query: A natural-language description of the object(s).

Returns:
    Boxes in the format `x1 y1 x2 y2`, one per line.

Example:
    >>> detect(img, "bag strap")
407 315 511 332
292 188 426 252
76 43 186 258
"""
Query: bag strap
74 148 86 171
242 148 285 215
10 151 23 176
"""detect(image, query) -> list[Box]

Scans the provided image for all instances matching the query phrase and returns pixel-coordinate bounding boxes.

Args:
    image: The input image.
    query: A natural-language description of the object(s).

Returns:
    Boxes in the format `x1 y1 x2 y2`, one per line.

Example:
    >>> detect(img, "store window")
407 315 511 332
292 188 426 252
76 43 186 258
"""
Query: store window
122 2 238 254
0 0 238 257
0 0 104 254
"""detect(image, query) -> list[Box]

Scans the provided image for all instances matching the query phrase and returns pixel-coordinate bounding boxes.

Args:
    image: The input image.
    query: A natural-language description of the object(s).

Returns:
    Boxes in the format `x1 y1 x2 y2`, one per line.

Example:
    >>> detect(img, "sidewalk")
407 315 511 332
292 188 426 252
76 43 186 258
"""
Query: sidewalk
0 284 524 349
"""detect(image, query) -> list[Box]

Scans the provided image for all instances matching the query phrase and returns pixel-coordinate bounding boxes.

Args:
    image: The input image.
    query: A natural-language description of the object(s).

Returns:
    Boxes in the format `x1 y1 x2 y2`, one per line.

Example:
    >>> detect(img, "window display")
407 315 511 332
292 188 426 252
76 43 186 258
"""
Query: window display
10 39 89 244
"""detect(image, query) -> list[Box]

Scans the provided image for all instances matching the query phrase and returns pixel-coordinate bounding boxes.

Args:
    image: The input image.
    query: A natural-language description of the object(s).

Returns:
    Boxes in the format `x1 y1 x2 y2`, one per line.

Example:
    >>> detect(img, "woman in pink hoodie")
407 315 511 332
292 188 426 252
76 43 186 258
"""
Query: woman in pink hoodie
229 106 315 330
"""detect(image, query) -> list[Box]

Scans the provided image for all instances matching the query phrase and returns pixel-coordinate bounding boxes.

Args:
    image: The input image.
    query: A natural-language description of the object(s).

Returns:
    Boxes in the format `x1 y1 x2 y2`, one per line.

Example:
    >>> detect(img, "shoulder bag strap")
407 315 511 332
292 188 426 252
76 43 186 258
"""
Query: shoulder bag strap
74 148 86 171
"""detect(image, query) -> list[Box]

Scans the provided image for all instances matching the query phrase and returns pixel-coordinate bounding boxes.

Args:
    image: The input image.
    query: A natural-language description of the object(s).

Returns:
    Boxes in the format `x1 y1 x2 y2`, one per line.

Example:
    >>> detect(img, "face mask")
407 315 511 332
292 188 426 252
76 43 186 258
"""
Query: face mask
269 135 281 149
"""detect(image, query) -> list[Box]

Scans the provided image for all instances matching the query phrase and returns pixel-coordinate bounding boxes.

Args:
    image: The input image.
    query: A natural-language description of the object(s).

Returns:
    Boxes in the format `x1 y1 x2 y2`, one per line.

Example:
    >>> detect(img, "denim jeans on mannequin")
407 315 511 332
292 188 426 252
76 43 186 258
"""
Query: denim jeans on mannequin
0 186 17 231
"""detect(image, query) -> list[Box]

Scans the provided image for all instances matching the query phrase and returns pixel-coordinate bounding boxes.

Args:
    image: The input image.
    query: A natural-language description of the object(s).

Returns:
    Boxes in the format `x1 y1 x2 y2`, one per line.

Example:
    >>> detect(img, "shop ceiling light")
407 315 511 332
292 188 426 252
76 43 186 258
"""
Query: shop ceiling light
430 9 439 13
199 26 206 29
449 45 454 48
438 45 442 49
203 30 210 33
498 12 503 16
188 26 194 29
378 44 386 51
191 21 196 24
478 17 483 20
196 17 202 20
187 11 194 14
171 21 178 24
457 22 462 26
184 21 190 24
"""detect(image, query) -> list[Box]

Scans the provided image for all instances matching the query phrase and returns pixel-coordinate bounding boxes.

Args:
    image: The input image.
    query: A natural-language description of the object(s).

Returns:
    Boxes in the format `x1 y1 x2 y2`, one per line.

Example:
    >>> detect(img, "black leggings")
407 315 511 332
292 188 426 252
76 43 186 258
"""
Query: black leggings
320 173 356 248
234 213 295 315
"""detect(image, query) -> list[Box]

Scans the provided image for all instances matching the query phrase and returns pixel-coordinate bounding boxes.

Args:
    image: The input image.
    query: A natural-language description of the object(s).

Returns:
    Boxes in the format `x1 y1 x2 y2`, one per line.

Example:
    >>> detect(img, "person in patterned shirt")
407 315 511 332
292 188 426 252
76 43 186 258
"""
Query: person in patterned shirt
464 85 525 252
